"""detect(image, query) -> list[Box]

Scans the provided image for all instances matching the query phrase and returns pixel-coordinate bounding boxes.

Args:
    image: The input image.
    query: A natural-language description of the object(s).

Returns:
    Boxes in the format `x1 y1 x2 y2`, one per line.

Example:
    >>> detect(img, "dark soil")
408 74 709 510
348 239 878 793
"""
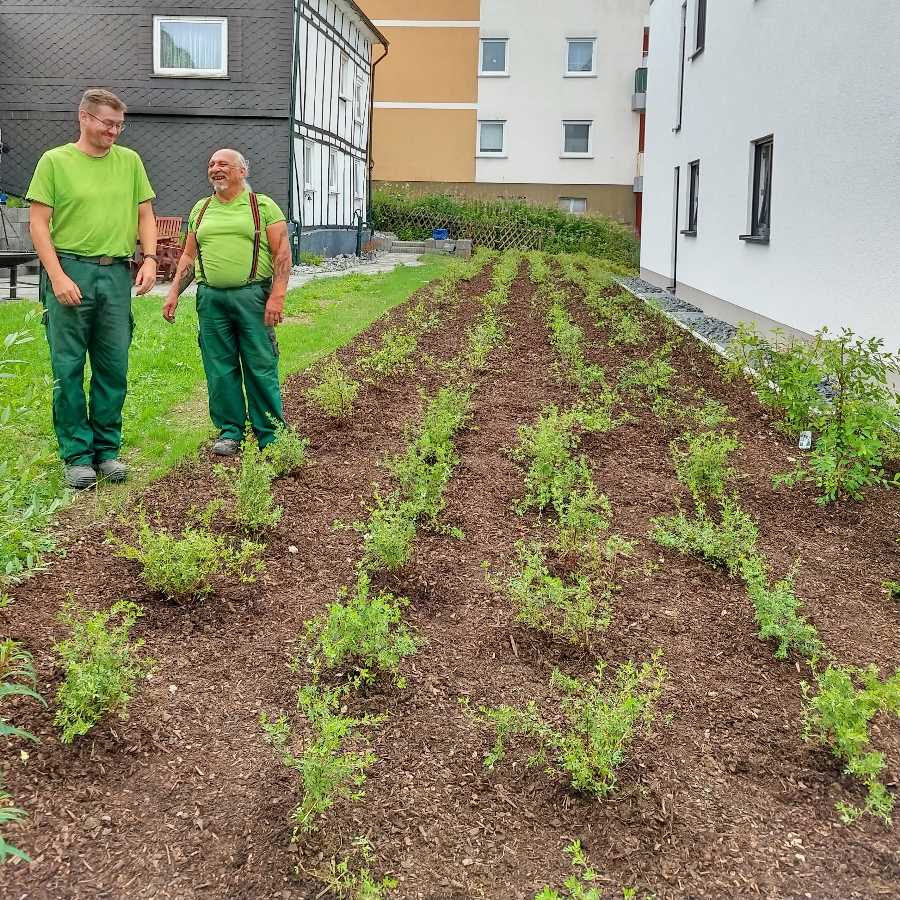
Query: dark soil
1 262 898 900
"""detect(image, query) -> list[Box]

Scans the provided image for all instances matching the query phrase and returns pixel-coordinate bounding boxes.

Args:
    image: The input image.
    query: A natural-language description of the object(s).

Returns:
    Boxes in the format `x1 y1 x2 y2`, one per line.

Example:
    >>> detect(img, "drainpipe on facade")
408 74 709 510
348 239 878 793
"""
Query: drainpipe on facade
367 43 389 234
287 0 302 263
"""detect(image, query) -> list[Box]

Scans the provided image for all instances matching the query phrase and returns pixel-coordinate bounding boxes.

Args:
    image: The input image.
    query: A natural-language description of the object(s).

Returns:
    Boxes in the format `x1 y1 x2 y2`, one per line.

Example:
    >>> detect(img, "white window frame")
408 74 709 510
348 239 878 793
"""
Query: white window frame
561 120 593 158
565 38 597 77
328 149 341 195
558 197 588 215
153 16 228 78
303 141 316 192
339 53 352 100
477 120 507 157
479 38 509 76
353 79 366 123
354 159 366 202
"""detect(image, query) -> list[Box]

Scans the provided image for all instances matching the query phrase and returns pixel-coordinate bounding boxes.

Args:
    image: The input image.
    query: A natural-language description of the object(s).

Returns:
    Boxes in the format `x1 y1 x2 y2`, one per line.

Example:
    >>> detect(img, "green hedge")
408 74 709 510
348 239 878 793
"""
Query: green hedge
372 189 639 271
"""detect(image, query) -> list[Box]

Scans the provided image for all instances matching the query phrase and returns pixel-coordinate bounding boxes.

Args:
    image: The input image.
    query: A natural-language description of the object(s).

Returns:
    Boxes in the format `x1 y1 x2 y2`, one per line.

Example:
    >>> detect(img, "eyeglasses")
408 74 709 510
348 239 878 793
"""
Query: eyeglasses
82 110 127 133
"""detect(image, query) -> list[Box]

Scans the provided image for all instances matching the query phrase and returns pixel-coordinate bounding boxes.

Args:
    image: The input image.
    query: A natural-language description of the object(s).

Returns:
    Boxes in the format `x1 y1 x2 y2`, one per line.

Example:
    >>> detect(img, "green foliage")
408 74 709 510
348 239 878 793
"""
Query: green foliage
299 251 324 267
358 328 418 379
528 251 552 285
53 600 154 744
475 653 666 797
261 683 384 835
504 542 611 645
0 640 45 865
307 356 361 419
671 430 739 507
356 489 418 574
215 437 283 531
802 664 900 824
535 841 602 900
319 837 398 900
618 346 677 402
303 570 419 688
729 325 900 503
262 422 309 476
372 190 640 269
463 306 504 370
650 496 758 577
544 288 607 392
108 511 264 599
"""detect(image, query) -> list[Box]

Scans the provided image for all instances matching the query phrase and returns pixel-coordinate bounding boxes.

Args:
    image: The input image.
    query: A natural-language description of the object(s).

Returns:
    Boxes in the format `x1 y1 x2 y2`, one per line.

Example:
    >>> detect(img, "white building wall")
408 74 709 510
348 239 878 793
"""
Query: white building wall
641 0 900 348
476 0 645 186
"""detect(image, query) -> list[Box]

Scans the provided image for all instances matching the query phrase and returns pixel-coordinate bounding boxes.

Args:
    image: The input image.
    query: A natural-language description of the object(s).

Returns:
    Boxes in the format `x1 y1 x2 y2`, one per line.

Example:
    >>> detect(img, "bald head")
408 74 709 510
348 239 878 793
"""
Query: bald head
208 149 250 195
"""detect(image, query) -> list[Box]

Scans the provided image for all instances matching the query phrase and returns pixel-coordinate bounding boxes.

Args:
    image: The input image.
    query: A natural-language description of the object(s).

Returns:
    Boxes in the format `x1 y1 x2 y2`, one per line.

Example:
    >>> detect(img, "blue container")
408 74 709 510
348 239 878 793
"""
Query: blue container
432 228 449 241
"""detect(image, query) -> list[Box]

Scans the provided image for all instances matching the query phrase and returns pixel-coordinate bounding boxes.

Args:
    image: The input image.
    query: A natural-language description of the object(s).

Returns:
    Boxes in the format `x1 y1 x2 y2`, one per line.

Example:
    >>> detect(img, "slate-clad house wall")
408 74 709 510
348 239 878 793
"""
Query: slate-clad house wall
0 0 384 256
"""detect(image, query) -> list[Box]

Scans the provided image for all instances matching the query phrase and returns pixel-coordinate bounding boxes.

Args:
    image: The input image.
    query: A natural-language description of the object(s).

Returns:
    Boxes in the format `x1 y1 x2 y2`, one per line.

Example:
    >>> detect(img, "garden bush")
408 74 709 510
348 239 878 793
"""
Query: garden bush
306 356 361 420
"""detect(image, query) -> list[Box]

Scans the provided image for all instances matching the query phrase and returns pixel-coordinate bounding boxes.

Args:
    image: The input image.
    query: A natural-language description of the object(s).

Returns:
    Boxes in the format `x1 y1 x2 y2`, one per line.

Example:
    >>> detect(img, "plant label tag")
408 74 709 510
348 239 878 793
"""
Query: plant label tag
798 430 812 450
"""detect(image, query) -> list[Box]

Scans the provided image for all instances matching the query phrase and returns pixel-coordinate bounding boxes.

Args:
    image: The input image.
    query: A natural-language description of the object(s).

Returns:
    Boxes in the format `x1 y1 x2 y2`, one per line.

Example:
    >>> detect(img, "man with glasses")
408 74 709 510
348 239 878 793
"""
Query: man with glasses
27 88 158 489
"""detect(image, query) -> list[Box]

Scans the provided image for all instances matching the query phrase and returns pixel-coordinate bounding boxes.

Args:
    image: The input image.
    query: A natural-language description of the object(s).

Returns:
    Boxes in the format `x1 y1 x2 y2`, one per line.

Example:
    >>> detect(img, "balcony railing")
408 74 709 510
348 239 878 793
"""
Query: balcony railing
634 66 648 94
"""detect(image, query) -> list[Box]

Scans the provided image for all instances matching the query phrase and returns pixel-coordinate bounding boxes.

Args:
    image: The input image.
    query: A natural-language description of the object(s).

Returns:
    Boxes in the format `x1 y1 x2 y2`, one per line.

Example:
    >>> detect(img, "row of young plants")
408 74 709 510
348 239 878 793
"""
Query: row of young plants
258 251 522 895
650 424 900 824
304 249 498 420
0 423 310 863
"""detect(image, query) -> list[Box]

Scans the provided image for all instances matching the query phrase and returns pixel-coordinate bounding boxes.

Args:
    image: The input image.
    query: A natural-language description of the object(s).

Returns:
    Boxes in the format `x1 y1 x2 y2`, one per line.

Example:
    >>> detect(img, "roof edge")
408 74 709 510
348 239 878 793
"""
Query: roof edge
342 0 389 48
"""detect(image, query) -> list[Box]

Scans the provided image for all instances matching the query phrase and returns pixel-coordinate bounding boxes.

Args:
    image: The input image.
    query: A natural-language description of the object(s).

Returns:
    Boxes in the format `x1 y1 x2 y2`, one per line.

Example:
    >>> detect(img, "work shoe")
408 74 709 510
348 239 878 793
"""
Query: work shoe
96 459 128 482
212 438 240 457
64 465 97 490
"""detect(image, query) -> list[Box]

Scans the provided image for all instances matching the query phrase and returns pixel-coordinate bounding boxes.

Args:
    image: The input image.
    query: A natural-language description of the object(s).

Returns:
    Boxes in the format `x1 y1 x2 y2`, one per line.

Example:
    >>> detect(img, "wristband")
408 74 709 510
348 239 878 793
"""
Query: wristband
143 254 159 263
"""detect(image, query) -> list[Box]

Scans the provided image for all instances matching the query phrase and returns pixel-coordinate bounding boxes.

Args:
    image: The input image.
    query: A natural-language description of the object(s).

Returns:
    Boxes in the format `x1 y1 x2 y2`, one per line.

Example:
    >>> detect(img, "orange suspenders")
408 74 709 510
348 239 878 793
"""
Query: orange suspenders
192 192 262 285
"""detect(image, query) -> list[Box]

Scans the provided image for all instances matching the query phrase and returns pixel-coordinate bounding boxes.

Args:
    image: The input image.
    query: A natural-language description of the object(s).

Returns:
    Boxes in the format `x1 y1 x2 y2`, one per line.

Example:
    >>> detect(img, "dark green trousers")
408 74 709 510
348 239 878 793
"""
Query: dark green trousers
40 256 133 467
196 281 284 448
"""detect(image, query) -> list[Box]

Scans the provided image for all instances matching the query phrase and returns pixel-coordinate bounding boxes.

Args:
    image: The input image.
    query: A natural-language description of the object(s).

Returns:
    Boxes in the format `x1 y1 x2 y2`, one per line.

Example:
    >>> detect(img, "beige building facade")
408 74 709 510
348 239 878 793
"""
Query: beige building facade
361 0 646 226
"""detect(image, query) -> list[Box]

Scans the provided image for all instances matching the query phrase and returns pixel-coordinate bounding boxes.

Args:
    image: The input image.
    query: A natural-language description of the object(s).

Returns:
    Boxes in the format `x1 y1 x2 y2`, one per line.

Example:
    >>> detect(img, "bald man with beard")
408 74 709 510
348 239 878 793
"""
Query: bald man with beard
163 149 292 456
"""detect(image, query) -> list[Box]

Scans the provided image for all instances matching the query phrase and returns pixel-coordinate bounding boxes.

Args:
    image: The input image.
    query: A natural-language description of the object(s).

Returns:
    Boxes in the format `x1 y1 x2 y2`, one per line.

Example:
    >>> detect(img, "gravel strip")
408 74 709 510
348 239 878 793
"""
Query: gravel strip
292 250 379 276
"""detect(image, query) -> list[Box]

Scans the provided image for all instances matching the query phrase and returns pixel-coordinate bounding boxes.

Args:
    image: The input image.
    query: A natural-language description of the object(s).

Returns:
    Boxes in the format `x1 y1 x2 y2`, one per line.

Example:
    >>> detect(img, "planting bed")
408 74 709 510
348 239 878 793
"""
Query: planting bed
1 255 899 899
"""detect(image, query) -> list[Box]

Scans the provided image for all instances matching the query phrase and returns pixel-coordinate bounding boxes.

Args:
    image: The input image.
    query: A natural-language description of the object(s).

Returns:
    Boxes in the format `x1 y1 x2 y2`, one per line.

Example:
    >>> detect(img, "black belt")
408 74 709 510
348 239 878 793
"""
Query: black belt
58 252 130 266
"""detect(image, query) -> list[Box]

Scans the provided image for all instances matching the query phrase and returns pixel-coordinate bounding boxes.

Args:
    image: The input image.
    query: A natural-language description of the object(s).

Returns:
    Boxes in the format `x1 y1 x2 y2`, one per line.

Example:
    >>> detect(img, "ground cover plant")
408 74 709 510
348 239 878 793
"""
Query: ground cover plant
52 600 154 744
215 436 283 532
306 356 361 419
3 250 900 897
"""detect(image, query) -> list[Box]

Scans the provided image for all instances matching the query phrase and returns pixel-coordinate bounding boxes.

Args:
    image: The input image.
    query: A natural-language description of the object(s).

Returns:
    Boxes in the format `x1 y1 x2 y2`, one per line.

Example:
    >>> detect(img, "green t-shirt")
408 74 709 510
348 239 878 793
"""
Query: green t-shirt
26 143 155 258
188 191 286 288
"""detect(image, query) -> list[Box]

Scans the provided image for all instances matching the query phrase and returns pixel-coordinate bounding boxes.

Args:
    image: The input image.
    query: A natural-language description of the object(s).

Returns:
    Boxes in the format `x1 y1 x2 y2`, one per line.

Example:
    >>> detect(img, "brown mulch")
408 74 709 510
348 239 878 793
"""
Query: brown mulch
1 263 898 900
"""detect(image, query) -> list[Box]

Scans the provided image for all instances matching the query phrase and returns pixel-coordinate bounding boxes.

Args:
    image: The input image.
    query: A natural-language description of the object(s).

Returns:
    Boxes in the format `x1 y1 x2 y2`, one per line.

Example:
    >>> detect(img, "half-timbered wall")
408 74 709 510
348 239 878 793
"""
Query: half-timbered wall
291 0 375 236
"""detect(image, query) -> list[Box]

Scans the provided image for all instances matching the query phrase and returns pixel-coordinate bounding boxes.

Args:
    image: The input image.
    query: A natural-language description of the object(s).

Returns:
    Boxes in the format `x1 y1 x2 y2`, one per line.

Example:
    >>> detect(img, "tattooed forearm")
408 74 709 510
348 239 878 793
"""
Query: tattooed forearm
173 264 196 297
273 250 291 292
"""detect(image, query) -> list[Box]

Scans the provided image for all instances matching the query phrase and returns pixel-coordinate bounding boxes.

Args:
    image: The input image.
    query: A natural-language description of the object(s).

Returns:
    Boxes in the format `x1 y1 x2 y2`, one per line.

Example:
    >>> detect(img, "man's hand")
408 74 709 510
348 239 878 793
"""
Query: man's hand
51 272 82 305
134 259 158 296
162 294 179 323
264 294 285 327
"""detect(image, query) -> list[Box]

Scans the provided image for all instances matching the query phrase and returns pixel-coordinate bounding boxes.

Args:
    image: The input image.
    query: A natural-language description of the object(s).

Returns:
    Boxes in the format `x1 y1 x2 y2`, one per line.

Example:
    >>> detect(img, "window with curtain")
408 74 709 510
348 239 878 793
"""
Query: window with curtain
566 40 595 75
478 121 506 155
562 121 592 155
154 17 228 77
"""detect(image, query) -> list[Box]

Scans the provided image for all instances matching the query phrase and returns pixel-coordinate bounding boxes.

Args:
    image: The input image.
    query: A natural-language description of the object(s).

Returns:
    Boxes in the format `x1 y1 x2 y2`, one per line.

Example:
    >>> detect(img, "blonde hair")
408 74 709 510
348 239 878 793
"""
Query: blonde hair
79 89 127 113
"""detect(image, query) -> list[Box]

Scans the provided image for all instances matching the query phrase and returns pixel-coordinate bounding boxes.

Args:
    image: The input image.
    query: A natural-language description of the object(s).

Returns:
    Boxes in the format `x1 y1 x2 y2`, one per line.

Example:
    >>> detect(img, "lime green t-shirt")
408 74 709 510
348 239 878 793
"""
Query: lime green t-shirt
26 143 155 258
188 191 286 288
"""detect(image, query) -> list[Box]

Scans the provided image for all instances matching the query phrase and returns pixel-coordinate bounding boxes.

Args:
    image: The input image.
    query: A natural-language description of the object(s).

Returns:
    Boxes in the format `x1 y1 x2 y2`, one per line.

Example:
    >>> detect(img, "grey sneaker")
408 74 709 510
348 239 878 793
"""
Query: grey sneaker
65 465 97 490
212 438 240 457
96 459 128 482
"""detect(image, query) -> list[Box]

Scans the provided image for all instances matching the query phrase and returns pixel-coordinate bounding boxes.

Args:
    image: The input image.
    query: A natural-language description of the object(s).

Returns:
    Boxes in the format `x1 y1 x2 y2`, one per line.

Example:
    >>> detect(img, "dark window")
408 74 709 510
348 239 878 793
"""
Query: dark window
685 159 699 233
695 0 707 54
751 137 773 239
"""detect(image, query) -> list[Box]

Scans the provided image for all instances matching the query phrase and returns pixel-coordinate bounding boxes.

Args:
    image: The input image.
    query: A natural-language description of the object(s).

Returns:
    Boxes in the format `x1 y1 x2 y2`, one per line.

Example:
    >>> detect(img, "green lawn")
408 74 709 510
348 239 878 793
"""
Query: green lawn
0 256 450 581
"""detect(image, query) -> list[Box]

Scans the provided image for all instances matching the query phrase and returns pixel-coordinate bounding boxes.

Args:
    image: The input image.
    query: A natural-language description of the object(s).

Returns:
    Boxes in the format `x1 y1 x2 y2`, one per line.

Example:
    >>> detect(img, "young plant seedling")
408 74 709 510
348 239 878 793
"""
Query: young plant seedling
306 356 361 420
215 435 283 531
262 421 310 476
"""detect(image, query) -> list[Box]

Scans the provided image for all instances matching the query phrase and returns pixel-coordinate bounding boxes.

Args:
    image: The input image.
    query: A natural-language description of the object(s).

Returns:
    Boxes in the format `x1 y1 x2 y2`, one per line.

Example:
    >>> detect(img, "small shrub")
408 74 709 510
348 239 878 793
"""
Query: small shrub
357 489 418 574
555 476 613 554
303 570 419 688
802 664 900 824
261 683 384 835
53 600 154 744
108 512 264 599
618 346 677 402
319 837 398 900
463 307 504 370
262 421 309 476
307 357 361 419
0 640 45 864
358 328 418 379
671 430 739 507
299 251 324 266
504 542 610 645
216 437 283 531
650 496 758 576
474 653 666 797
528 251 551 285
536 841 602 900
546 291 607 392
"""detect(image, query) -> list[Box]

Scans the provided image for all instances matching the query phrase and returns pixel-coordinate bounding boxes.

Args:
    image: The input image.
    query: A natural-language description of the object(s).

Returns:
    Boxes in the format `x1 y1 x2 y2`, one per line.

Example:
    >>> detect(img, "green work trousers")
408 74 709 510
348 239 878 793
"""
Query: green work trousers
196 280 284 448
40 256 133 467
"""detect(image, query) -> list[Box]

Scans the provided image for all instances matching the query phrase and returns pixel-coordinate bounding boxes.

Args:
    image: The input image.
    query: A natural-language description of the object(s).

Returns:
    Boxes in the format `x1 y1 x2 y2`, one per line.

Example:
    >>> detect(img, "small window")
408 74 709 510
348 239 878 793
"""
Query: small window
328 149 341 194
353 80 366 123
480 39 508 75
694 0 707 55
743 136 773 241
558 197 588 215
566 39 596 75
303 142 316 191
680 159 699 235
154 16 228 77
339 53 352 99
354 160 366 201
478 120 506 156
562 121 592 156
